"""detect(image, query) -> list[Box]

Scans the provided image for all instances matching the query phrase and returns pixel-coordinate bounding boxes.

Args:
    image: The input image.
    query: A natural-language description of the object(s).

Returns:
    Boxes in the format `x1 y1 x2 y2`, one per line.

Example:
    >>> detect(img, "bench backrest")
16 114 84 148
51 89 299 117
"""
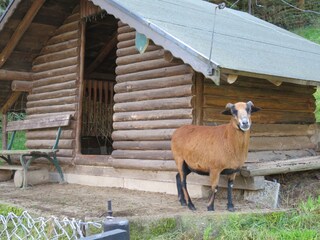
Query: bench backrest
6 114 71 132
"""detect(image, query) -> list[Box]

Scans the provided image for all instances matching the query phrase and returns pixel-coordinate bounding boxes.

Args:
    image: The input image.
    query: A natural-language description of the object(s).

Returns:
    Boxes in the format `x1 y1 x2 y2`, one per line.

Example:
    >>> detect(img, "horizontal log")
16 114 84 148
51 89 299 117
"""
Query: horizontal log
54 156 74 165
117 25 135 34
113 119 192 130
204 95 314 112
33 65 78 80
116 45 161 57
27 89 77 101
117 31 135 42
247 150 316 163
112 150 173 160
113 141 171 150
26 139 75 149
114 85 192 103
32 73 77 88
111 158 177 171
114 96 193 112
114 74 193 93
113 109 193 121
57 149 74 157
116 64 193 83
0 70 33 81
116 49 166 65
250 136 315 151
32 80 77 94
251 124 316 137
203 108 315 124
32 56 78 73
26 129 75 139
74 154 113 166
116 58 180 76
54 21 79 36
112 129 176 141
33 47 78 65
27 95 77 108
26 103 77 115
64 12 80 24
46 30 78 45
41 39 78 55
117 39 134 49
11 80 32 92
241 156 320 177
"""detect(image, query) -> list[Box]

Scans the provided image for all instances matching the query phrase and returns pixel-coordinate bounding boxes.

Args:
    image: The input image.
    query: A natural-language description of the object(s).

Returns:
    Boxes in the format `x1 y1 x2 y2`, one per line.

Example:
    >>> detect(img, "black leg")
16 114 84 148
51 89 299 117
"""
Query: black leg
176 173 186 206
181 162 196 211
227 179 235 212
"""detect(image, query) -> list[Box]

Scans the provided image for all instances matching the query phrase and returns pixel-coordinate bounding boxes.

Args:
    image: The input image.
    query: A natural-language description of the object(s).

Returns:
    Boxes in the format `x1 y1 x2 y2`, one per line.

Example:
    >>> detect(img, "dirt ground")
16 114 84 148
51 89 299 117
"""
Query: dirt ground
0 170 320 220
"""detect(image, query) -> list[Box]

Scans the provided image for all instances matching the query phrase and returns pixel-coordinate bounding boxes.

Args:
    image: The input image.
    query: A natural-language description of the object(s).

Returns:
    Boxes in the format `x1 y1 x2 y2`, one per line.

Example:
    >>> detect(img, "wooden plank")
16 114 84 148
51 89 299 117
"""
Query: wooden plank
27 96 77 108
241 156 320 177
111 158 177 171
32 73 77 88
247 150 317 163
32 56 78 72
26 103 77 115
11 81 33 92
33 65 78 80
7 114 71 131
26 130 75 140
0 70 33 81
26 140 74 149
113 109 193 121
0 0 45 68
113 119 192 130
32 80 77 94
46 30 79 46
251 124 316 137
33 47 78 66
112 129 175 141
40 39 78 55
116 45 161 57
116 49 166 65
27 89 78 101
0 149 58 155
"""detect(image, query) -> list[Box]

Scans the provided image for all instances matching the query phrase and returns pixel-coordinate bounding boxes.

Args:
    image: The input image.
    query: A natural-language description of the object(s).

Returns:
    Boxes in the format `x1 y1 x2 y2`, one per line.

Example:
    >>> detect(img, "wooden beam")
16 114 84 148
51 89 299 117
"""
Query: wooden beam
1 92 21 114
0 70 33 81
0 0 45 68
11 80 33 92
85 32 118 74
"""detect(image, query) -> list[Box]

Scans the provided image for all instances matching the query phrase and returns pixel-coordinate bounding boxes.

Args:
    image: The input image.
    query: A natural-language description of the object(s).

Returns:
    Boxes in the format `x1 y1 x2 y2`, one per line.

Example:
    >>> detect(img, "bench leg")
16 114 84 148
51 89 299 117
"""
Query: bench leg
44 155 65 183
0 155 12 165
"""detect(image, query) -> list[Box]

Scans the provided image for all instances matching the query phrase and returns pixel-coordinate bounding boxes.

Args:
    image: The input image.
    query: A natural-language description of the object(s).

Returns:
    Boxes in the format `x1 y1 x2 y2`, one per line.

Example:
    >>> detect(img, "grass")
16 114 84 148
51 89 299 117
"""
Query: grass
129 196 320 239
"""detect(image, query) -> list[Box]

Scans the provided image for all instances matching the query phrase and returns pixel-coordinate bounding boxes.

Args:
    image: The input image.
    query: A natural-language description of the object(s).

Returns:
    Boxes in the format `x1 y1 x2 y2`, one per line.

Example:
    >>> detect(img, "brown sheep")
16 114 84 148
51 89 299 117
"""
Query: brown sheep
171 101 260 211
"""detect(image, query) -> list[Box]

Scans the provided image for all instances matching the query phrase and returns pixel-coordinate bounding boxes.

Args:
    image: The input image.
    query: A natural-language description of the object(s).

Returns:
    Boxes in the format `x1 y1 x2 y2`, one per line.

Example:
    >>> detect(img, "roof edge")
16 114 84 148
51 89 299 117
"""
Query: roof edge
90 0 220 84
221 68 320 87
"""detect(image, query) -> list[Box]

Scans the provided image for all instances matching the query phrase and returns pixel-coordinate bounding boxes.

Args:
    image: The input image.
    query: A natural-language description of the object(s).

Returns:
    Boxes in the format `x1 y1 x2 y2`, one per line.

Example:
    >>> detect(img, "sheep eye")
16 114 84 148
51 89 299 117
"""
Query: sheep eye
231 108 238 116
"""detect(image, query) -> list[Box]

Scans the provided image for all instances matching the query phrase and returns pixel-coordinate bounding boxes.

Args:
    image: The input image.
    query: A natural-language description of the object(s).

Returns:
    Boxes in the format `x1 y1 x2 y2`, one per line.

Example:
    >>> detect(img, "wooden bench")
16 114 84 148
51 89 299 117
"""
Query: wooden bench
0 114 71 188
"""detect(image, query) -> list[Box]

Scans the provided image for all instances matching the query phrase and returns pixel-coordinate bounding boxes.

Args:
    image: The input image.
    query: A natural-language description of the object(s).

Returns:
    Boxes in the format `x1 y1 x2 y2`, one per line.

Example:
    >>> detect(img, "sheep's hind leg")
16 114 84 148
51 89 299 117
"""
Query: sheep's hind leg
180 161 195 210
207 170 220 211
176 173 186 206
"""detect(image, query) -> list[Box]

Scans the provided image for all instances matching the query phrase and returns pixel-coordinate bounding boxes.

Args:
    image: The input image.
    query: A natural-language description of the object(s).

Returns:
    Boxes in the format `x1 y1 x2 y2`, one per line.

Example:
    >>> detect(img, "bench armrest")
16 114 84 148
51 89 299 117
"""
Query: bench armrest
7 131 16 150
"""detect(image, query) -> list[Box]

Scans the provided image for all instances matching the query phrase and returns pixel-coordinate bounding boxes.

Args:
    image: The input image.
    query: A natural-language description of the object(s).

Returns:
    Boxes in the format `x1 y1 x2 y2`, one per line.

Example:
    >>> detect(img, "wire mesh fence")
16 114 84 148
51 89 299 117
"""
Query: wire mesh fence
0 211 103 240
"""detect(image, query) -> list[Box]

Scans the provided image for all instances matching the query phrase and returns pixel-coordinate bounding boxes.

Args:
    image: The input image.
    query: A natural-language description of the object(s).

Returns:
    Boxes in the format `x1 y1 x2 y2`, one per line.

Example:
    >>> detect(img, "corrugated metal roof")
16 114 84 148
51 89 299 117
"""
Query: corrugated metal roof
91 0 320 86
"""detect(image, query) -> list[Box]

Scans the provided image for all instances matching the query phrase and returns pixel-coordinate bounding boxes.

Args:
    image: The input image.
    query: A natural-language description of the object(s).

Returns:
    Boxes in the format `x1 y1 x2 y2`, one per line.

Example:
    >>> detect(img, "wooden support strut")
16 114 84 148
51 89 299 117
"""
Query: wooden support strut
0 0 45 68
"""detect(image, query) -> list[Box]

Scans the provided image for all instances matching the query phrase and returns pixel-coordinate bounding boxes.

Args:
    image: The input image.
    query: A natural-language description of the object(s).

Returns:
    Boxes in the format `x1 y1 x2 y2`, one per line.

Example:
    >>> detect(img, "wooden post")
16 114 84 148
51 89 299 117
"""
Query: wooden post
75 19 86 155
2 113 7 150
194 72 204 125
0 92 22 114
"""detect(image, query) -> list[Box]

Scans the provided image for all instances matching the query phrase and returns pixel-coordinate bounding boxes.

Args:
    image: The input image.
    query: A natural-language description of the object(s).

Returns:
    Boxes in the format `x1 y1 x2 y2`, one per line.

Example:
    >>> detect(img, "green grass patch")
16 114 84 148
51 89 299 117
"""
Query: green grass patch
129 196 320 239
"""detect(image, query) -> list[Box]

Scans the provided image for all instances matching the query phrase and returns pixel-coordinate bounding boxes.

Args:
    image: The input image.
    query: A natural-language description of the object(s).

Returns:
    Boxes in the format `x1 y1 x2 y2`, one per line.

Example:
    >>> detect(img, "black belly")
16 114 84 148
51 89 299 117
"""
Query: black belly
220 168 240 175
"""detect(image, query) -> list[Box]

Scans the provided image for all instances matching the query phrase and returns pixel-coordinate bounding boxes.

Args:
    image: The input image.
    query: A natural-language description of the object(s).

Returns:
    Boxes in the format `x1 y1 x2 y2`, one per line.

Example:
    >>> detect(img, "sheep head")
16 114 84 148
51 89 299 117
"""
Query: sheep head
222 101 260 131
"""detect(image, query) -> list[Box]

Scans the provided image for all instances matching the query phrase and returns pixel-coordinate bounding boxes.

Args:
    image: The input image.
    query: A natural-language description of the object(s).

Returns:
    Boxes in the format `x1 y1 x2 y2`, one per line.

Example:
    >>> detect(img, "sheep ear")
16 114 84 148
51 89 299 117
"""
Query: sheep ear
247 101 261 113
221 103 233 115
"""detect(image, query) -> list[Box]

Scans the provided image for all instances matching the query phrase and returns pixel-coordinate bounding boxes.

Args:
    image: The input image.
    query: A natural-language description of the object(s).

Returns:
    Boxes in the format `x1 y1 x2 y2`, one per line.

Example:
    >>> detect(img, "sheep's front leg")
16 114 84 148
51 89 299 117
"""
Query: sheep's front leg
227 173 237 212
207 170 220 211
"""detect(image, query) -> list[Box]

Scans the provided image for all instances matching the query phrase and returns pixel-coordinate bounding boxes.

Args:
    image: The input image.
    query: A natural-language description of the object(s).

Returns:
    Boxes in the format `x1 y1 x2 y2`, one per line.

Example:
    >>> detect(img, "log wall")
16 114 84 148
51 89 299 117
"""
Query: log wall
25 9 80 164
111 22 194 167
201 77 318 158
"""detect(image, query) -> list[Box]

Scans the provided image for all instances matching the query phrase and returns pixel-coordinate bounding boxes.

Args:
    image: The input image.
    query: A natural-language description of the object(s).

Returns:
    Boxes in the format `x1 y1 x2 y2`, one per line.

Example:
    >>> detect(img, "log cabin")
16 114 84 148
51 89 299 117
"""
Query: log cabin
0 0 320 198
